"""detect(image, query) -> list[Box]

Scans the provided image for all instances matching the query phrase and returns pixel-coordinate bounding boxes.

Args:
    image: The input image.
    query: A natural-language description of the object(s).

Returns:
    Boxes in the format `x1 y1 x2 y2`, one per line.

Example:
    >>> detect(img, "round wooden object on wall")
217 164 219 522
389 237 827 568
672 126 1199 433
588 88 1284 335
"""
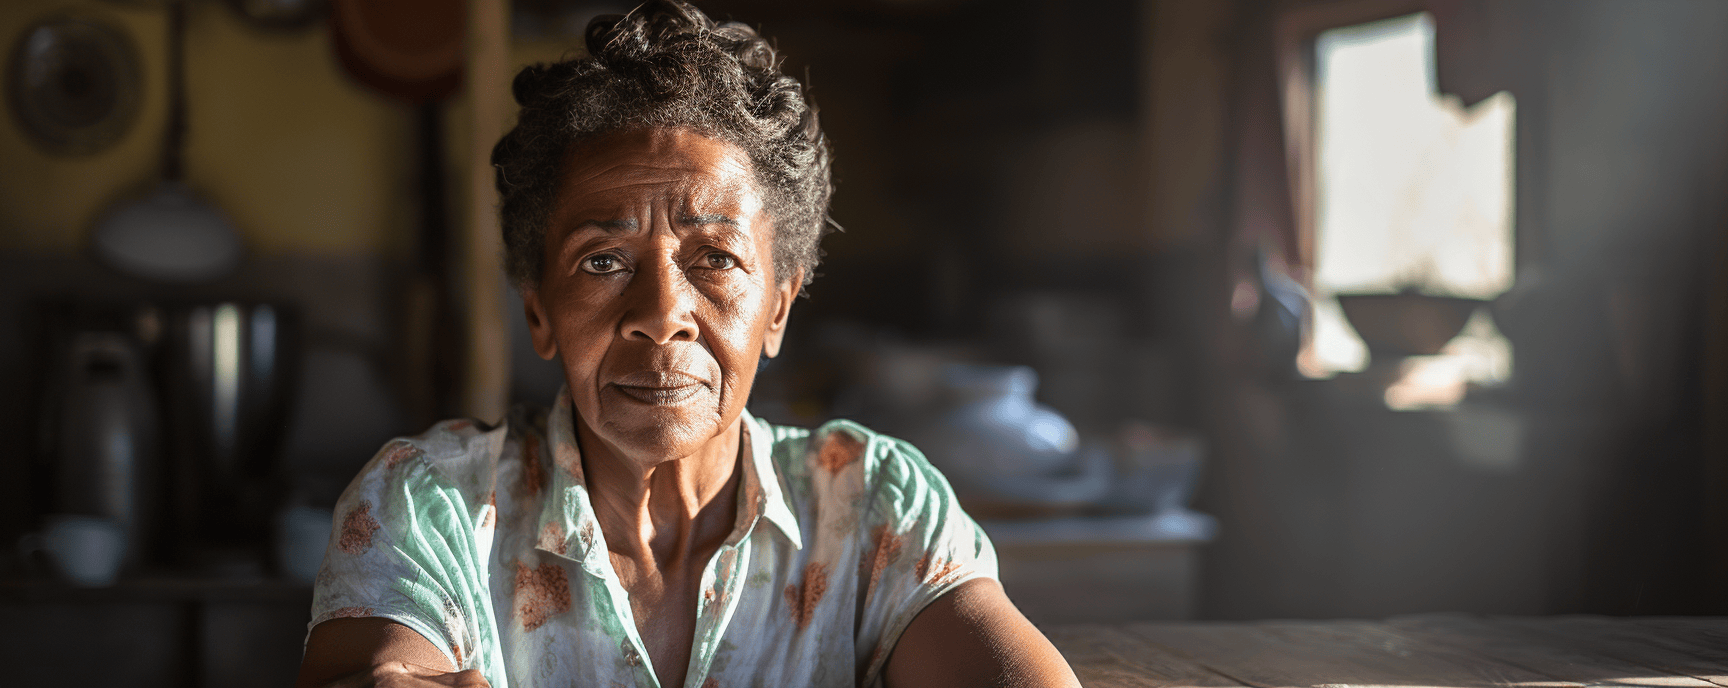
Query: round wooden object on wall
329 0 465 104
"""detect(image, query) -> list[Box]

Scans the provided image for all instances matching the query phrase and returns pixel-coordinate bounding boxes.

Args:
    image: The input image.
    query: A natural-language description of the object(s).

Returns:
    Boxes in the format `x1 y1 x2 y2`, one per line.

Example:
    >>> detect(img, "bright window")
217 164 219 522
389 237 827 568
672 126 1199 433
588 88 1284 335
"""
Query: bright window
1305 12 1515 404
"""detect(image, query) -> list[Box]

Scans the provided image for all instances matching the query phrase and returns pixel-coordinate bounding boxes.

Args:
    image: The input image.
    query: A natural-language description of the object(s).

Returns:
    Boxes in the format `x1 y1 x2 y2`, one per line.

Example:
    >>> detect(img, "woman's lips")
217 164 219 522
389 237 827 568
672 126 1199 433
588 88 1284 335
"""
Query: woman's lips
609 371 707 405
613 383 703 405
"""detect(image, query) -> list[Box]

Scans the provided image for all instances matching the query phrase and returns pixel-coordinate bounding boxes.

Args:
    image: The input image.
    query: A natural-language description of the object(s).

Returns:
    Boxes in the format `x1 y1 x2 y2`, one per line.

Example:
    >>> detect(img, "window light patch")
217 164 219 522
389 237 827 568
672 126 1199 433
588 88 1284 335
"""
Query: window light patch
1306 12 1516 392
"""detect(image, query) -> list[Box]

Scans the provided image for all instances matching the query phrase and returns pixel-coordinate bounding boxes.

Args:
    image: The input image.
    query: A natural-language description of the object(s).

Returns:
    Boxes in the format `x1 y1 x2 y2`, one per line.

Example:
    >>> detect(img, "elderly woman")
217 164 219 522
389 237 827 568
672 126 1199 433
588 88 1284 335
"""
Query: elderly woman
296 2 1077 687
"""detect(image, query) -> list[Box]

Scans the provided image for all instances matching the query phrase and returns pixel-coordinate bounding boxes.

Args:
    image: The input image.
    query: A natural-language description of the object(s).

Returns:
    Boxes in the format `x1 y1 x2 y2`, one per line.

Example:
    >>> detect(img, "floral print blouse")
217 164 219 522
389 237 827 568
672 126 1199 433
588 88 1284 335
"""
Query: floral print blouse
309 389 998 688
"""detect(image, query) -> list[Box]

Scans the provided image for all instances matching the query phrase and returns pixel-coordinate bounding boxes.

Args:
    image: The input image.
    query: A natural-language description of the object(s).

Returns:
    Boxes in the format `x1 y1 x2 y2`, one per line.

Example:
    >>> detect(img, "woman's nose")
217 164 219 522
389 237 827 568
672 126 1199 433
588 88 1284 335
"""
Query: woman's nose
619 257 699 344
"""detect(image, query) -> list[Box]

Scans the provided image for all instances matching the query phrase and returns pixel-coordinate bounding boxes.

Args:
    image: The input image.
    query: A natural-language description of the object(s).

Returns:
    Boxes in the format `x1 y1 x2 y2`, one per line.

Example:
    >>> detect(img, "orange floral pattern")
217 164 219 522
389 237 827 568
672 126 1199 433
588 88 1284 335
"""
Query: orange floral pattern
816 431 865 474
514 560 571 632
382 441 421 469
337 501 380 555
783 561 830 629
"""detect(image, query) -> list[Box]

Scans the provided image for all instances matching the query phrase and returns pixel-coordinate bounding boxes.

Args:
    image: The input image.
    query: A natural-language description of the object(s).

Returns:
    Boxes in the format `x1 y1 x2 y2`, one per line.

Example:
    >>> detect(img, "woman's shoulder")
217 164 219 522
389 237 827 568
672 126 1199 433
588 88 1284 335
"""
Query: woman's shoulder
755 415 997 636
348 412 525 502
379 416 507 465
758 416 952 503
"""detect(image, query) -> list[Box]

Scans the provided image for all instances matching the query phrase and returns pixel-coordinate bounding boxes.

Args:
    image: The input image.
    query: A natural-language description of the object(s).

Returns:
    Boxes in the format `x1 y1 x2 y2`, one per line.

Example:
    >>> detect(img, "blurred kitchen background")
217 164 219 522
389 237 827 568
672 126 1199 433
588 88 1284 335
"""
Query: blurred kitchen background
1 0 1726 685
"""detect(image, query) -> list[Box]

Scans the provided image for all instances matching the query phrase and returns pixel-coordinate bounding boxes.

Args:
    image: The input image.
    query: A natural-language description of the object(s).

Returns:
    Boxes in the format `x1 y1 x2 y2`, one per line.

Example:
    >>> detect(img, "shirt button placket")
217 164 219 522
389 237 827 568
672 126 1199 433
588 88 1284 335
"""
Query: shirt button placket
622 640 657 687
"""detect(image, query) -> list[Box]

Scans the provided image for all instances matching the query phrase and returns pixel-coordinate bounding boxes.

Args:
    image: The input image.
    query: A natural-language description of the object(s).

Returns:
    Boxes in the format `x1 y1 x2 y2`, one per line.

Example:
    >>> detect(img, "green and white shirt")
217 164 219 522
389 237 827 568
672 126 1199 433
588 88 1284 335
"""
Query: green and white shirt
309 389 997 688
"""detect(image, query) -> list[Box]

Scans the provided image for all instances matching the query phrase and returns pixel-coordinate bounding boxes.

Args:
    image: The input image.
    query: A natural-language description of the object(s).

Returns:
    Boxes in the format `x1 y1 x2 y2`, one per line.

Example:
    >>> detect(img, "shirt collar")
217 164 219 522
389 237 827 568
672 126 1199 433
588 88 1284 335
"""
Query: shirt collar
740 411 803 548
535 387 802 569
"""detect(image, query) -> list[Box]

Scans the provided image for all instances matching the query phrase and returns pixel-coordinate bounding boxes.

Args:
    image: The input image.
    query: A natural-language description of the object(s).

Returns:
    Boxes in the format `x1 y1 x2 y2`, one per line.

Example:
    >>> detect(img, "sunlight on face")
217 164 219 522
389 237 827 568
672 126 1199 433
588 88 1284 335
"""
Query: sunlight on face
522 128 795 466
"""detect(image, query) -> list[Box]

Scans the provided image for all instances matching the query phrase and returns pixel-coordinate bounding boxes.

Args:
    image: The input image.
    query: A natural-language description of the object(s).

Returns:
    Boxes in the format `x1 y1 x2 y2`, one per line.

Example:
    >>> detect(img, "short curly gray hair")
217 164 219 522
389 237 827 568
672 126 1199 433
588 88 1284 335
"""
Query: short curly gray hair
491 0 834 291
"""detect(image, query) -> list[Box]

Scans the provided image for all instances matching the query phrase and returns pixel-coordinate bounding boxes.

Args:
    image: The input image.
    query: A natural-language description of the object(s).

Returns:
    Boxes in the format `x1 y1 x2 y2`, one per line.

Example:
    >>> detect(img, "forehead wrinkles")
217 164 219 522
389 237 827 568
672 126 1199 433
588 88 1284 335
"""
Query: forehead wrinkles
558 126 751 191
553 149 762 222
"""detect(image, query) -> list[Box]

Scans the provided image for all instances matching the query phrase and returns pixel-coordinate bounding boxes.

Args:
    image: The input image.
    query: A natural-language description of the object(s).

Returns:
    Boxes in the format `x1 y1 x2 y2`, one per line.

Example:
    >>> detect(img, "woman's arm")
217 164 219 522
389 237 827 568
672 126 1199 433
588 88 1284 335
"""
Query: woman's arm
295 618 487 688
883 578 1081 688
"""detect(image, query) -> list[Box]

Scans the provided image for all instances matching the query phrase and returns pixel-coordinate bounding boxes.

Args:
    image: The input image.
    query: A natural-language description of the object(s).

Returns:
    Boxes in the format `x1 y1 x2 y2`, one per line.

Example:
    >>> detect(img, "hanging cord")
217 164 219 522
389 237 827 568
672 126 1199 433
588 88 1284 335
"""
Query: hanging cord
162 0 186 182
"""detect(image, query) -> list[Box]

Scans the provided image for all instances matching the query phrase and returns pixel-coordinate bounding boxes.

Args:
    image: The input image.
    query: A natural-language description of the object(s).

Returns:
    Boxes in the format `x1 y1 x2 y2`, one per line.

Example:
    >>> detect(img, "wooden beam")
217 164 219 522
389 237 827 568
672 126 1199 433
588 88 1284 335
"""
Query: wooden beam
460 0 510 423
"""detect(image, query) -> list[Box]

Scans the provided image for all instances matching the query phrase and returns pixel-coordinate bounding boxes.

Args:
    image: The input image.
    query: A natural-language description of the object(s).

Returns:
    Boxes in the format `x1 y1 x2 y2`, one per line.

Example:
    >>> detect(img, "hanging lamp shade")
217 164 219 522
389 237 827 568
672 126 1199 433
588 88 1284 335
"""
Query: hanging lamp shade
89 0 244 283
91 182 243 282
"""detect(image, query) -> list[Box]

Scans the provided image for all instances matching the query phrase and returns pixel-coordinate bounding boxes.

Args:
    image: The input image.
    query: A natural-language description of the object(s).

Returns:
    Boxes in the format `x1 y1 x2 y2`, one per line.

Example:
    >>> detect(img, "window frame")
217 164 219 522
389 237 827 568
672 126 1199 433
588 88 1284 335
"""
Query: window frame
1273 0 1433 279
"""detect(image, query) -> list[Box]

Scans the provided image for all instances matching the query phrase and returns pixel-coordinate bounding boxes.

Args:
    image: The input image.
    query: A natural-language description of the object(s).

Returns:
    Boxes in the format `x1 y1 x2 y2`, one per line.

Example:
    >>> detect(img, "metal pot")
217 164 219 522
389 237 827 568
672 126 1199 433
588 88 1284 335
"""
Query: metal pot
51 331 158 567
161 302 299 551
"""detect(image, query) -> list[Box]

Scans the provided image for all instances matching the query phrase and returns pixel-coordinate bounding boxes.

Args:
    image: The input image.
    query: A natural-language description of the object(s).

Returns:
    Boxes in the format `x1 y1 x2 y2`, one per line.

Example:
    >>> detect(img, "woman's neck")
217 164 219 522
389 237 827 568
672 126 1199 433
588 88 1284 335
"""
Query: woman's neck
576 416 742 570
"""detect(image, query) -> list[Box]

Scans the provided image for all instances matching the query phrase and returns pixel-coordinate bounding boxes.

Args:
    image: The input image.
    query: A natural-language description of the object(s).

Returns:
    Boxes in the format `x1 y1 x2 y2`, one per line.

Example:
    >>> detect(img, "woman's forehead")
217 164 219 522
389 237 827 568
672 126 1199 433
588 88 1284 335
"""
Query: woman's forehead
555 128 761 213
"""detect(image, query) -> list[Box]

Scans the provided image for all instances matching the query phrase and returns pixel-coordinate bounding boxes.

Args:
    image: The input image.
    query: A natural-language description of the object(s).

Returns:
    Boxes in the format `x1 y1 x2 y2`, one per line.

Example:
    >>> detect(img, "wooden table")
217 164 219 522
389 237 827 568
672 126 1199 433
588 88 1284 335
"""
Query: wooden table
1046 615 1728 687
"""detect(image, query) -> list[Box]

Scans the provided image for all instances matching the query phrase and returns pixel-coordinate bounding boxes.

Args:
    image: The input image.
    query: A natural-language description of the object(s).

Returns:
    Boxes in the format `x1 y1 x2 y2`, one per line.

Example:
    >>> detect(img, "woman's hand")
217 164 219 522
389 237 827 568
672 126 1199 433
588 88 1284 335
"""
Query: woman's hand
297 618 482 688
323 662 489 688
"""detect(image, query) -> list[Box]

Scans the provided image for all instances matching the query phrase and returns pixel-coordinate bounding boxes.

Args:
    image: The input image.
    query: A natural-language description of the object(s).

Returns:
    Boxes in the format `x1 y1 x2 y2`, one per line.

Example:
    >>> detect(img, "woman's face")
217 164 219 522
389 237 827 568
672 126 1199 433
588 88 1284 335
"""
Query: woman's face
522 127 798 467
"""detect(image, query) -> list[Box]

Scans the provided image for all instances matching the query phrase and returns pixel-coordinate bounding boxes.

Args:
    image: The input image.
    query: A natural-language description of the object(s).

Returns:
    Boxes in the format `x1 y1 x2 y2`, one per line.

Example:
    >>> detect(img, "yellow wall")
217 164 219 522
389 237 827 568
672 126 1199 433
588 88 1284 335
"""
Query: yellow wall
0 0 416 257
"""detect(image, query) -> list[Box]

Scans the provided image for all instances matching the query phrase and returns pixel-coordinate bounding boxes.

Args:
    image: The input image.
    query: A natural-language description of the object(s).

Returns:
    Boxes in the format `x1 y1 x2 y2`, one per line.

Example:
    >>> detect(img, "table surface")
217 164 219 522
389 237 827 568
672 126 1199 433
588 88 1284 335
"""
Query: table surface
1045 614 1728 687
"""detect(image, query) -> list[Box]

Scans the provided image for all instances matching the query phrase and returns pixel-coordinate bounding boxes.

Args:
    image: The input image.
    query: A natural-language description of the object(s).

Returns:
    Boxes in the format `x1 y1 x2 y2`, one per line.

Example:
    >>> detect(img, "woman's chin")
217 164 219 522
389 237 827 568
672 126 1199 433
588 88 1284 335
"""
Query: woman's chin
593 396 728 462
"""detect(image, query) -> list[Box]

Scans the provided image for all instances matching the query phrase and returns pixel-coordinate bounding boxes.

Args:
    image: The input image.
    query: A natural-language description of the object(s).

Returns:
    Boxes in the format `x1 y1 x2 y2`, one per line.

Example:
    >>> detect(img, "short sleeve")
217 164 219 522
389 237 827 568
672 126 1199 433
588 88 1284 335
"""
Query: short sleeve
308 420 506 684
853 432 999 685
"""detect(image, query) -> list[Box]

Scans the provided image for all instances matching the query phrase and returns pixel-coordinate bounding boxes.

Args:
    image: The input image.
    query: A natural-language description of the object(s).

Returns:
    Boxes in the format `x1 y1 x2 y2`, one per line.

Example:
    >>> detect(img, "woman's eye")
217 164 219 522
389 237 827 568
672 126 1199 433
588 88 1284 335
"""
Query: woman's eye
702 253 737 270
580 254 624 274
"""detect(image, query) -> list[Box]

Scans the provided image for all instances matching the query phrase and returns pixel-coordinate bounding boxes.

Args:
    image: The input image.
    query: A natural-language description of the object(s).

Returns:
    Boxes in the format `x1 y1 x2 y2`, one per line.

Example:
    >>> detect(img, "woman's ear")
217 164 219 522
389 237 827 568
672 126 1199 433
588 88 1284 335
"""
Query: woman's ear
522 287 559 361
761 268 802 359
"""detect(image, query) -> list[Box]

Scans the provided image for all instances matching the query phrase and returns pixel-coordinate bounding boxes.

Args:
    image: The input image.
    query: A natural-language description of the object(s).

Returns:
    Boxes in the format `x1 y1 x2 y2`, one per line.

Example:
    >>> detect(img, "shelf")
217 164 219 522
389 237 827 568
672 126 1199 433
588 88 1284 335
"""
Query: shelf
0 576 312 604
